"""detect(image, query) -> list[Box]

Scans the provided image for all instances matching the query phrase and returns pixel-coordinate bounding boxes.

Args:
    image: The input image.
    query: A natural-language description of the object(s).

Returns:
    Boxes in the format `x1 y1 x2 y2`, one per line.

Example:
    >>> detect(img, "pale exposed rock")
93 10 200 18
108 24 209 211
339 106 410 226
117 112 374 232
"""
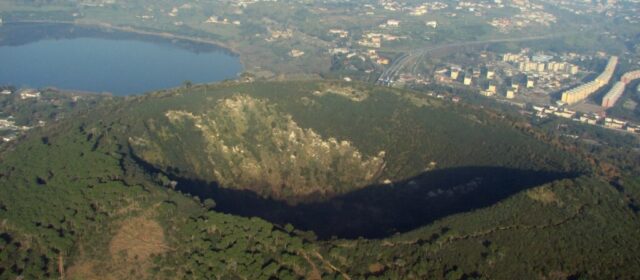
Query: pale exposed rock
133 95 386 201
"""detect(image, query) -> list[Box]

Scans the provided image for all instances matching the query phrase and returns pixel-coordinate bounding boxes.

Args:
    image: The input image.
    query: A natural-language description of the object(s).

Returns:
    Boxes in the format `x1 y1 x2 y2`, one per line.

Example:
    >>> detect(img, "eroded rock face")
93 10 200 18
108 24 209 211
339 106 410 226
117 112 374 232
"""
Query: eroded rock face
130 95 385 201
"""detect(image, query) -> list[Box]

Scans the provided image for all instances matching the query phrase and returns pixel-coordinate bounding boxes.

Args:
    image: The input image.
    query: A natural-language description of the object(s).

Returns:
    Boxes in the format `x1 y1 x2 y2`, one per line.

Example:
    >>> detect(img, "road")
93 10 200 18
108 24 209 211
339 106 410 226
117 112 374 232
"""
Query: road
376 32 579 85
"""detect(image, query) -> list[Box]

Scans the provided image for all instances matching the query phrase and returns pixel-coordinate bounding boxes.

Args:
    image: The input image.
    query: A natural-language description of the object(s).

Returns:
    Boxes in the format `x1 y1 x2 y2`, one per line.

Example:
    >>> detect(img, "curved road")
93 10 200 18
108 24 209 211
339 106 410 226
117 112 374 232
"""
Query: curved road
376 32 579 85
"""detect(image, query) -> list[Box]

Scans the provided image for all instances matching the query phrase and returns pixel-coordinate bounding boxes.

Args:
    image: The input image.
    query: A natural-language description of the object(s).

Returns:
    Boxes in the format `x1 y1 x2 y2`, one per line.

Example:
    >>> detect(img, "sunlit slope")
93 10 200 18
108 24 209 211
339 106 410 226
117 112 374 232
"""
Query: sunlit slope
111 81 585 202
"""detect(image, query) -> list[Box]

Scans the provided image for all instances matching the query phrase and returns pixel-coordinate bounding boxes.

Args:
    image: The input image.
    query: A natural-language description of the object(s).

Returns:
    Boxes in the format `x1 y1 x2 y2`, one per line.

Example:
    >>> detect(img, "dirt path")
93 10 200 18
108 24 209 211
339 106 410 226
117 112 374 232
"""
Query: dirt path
312 250 352 280
298 250 322 280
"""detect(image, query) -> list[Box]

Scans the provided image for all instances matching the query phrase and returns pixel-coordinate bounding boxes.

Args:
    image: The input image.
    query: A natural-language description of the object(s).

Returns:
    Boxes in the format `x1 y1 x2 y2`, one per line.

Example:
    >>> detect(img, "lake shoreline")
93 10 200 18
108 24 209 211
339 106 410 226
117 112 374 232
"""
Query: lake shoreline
0 23 243 95
5 19 242 59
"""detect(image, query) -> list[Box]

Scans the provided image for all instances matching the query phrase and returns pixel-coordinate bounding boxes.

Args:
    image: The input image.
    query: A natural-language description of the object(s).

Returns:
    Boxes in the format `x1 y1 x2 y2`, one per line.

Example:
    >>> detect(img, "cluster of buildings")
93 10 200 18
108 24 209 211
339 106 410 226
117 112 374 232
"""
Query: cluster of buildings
357 32 404 49
429 49 639 136
0 88 32 141
328 29 349 39
365 50 390 65
434 62 538 99
329 47 389 68
378 0 448 14
488 0 556 32
532 105 640 134
541 0 619 16
409 4 428 16
400 49 607 108
458 50 640 135
578 114 599 125
266 28 293 42
532 105 575 119
454 1 500 17
0 88 41 100
77 0 116 8
394 73 429 86
481 84 498 96
288 49 305 58
380 19 401 28
167 4 189 17
620 5 640 24
0 87 89 144
561 56 618 105
231 0 279 9
602 117 640 134
327 27 395 69
513 10 556 25
603 117 626 130
19 89 41 100
379 0 403 12
0 117 29 136
519 60 579 75
503 53 579 75
358 33 383 48
494 51 585 96
433 65 493 87
204 16 241 26
602 70 640 108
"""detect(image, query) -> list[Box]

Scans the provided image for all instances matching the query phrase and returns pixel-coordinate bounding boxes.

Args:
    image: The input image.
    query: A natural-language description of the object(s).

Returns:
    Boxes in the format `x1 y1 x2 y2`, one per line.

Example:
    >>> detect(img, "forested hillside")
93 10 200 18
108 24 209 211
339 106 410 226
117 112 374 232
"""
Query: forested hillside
0 81 638 279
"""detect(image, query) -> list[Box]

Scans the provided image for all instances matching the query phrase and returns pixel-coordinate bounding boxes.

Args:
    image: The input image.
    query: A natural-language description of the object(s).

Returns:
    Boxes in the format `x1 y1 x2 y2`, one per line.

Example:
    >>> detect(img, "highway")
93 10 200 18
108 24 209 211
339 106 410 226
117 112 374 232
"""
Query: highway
376 33 578 85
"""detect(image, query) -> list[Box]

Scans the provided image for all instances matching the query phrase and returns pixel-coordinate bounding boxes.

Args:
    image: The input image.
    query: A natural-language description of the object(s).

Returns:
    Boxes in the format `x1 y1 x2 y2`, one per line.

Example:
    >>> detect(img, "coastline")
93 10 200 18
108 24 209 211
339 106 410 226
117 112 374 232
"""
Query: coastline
6 19 242 58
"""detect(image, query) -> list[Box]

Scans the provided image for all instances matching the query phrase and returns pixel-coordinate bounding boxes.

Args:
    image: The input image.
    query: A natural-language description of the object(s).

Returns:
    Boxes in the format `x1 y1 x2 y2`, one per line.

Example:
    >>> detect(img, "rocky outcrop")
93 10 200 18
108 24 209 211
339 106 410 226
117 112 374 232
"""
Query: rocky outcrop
130 95 385 202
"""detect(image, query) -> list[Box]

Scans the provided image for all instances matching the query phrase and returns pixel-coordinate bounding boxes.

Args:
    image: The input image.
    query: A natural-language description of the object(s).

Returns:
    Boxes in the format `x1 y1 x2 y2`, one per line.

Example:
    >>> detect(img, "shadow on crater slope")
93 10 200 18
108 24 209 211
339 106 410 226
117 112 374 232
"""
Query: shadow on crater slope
163 166 578 240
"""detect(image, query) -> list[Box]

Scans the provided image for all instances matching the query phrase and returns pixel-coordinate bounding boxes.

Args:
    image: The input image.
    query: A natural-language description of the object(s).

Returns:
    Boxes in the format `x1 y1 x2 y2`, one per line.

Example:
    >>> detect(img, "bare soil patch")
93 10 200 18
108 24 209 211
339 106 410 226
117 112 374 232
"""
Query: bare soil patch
67 214 168 280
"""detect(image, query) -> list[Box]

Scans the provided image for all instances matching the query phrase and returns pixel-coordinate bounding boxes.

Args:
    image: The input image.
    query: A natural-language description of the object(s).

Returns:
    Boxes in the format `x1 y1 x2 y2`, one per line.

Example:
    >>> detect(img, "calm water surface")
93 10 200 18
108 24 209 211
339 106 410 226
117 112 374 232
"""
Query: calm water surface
0 24 242 95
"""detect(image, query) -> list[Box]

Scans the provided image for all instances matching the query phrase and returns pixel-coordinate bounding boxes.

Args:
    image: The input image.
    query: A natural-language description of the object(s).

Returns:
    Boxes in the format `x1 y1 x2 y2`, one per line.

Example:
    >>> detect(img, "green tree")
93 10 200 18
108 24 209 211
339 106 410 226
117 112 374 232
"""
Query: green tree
203 198 216 210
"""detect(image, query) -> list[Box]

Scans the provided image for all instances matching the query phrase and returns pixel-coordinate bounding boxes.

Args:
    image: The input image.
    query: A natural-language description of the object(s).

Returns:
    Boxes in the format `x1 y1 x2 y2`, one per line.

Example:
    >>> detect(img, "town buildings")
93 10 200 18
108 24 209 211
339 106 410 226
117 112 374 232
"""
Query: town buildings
19 89 41 100
602 82 625 108
561 56 617 105
602 69 640 108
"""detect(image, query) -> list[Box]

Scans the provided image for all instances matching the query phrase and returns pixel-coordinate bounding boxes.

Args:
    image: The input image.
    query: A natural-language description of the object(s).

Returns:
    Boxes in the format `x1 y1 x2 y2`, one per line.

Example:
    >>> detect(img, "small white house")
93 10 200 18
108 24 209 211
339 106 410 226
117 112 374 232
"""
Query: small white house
19 90 41 100
387 19 401 27
289 49 305 58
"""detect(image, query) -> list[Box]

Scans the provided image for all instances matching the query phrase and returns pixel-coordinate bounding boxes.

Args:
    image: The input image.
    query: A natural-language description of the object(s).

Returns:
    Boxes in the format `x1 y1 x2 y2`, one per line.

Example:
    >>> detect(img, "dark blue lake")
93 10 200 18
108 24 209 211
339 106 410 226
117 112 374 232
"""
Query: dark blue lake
0 23 242 95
